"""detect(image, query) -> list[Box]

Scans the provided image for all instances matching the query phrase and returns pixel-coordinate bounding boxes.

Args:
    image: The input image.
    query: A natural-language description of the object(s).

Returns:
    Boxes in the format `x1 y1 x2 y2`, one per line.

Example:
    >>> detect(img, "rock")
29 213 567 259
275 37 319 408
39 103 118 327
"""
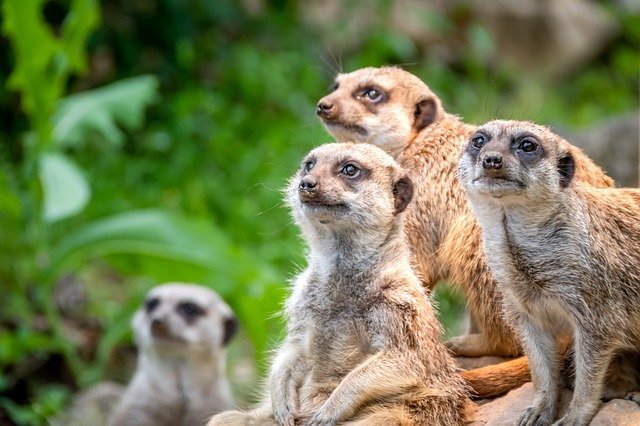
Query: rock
557 112 640 188
467 0 619 78
467 382 640 425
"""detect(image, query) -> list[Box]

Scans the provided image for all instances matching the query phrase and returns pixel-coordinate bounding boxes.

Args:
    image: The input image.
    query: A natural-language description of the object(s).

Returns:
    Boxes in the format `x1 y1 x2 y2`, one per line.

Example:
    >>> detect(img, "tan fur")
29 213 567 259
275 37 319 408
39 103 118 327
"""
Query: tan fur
458 120 640 425
317 67 613 396
109 283 237 426
209 143 470 426
461 357 531 400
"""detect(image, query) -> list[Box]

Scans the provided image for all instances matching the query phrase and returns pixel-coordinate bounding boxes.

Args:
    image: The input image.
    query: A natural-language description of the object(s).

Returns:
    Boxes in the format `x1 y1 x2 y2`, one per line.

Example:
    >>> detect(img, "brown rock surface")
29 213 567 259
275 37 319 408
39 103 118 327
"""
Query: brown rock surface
467 383 640 425
559 112 640 188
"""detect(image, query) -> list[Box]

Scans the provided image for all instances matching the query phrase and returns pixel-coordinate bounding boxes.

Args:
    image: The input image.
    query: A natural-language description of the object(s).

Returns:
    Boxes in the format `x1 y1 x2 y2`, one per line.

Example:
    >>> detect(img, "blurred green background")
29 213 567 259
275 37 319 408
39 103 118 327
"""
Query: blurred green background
0 0 637 424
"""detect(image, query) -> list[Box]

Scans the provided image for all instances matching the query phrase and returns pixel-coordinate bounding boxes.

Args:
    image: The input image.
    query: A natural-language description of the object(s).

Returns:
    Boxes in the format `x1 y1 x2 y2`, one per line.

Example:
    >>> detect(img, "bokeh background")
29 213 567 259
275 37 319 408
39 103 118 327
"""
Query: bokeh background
0 0 638 423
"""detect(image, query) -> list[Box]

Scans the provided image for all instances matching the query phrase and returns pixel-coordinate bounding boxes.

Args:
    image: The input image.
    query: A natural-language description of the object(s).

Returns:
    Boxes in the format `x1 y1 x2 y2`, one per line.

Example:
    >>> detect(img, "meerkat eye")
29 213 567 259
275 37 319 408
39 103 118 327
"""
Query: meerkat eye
341 163 360 178
471 134 486 149
176 301 206 321
304 160 315 172
364 88 383 103
519 138 538 153
145 297 160 313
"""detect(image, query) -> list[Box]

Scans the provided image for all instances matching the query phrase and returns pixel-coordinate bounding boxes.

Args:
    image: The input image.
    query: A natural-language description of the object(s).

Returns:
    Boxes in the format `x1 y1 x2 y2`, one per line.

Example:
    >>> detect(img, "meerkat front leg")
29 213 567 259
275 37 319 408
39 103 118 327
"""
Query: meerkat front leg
553 333 612 425
307 350 418 425
516 316 561 426
269 340 306 425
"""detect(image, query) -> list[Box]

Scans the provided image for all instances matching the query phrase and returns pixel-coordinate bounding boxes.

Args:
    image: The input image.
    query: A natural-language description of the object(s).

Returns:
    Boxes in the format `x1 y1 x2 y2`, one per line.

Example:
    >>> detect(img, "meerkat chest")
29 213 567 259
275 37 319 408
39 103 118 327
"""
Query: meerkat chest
489 213 582 309
295 279 386 374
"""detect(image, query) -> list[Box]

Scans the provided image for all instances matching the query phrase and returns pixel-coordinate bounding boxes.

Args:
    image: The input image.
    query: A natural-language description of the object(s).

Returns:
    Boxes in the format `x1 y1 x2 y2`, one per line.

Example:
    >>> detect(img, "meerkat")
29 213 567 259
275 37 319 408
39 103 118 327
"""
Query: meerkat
108 283 237 426
316 66 614 381
457 120 640 425
209 143 470 426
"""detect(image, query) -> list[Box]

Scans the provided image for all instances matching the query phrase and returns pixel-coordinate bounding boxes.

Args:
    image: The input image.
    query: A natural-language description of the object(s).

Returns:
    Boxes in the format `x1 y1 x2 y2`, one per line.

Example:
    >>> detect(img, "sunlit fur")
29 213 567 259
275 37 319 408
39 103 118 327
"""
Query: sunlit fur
459 120 640 425
208 143 470 425
318 67 614 398
109 283 236 426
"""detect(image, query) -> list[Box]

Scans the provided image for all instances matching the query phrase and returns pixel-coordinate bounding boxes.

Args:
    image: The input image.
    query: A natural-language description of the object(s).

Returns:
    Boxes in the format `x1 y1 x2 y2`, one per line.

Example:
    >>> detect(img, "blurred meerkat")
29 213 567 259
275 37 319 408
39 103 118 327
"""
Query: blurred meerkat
458 120 640 425
316 67 613 395
108 283 237 426
209 143 470 426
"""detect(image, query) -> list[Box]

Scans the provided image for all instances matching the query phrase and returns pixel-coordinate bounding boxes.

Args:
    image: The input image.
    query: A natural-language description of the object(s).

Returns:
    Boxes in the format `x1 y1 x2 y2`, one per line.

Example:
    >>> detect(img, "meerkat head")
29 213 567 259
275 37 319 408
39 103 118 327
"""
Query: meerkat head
316 66 443 159
286 142 413 235
457 120 577 204
133 283 237 356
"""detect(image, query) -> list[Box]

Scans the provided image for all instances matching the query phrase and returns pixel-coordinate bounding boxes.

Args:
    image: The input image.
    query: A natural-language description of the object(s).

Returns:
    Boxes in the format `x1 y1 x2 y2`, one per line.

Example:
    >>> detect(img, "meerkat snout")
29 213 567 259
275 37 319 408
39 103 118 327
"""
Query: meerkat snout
150 317 171 339
316 99 335 119
482 153 503 170
298 175 318 195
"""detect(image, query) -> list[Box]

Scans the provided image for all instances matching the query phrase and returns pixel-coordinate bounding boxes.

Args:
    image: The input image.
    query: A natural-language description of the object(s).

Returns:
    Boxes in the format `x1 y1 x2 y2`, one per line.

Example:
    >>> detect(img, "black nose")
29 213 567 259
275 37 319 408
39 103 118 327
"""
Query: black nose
150 318 168 336
482 154 503 170
299 177 317 191
316 100 333 117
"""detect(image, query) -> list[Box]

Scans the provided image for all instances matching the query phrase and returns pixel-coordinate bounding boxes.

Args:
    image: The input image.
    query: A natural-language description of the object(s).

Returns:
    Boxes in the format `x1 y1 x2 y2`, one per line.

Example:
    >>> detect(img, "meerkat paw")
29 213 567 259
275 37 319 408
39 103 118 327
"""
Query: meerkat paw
625 391 640 405
551 415 586 426
273 408 296 426
517 406 555 426
552 406 598 426
306 408 338 426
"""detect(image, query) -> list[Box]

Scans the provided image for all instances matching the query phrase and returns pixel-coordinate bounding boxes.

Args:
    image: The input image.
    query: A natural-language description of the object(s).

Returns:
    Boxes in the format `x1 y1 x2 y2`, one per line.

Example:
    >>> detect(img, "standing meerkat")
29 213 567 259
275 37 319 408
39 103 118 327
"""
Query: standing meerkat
209 143 470 426
316 66 614 360
457 120 640 425
109 283 237 426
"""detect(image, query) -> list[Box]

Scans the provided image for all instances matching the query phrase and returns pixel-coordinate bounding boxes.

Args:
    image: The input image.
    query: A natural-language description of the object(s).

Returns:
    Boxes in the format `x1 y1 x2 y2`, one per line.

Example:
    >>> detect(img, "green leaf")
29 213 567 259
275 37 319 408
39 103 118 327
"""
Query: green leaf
2 0 62 145
52 75 160 148
39 152 90 223
2 0 100 147
60 0 101 72
50 209 235 276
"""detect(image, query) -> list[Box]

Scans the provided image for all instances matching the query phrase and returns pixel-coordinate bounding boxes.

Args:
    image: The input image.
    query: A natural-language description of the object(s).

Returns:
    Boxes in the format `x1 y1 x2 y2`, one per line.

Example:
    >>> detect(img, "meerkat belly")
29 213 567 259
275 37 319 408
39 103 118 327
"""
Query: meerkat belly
484 225 575 334
294 315 380 413
305 317 378 380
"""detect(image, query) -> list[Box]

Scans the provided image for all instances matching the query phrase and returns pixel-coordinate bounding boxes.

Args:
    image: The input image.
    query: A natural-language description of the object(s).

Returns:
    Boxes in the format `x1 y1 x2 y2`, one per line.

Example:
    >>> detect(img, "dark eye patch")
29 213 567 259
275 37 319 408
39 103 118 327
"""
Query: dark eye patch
145 297 160 313
302 156 316 174
176 301 206 323
304 160 315 173
466 131 490 161
511 133 545 165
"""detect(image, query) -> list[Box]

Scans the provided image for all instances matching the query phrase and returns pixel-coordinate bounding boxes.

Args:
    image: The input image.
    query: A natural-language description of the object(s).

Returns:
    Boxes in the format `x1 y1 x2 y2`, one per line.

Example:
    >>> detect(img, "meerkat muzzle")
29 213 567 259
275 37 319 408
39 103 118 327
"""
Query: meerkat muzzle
482 154 503 170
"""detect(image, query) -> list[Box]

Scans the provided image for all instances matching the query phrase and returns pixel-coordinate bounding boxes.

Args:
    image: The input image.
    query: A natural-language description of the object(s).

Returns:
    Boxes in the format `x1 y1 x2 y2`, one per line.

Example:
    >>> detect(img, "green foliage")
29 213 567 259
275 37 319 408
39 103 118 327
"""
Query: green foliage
53 76 160 148
0 0 637 422
2 0 99 146
39 152 90 223
0 384 70 426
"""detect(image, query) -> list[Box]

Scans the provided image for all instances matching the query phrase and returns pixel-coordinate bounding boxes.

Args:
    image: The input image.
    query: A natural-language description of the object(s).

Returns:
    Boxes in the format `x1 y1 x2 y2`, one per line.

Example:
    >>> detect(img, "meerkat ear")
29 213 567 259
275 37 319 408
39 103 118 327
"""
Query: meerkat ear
393 175 414 214
222 315 238 346
414 97 439 131
558 152 575 188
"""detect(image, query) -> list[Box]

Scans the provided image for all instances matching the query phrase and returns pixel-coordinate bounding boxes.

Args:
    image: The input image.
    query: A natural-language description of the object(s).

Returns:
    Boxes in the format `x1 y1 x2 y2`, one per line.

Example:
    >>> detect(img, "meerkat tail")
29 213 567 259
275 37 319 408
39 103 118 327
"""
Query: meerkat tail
461 357 531 399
